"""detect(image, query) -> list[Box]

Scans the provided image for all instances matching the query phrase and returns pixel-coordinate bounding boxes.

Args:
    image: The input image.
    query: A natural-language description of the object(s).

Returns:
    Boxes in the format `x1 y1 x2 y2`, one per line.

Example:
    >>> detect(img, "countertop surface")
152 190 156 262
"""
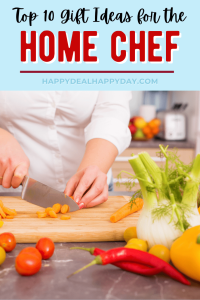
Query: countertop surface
0 192 200 300
1 242 200 300
129 139 196 149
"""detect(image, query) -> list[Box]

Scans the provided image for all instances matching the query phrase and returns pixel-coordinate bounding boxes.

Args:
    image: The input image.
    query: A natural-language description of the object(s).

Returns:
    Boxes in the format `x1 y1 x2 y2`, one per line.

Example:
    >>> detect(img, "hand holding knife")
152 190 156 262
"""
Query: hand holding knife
21 176 79 212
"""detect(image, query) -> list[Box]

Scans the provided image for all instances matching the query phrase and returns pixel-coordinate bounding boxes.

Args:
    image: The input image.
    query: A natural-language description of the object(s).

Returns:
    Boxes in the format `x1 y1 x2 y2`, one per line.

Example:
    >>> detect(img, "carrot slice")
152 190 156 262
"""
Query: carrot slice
0 200 3 208
0 206 6 219
37 212 47 218
45 207 53 215
6 216 14 219
61 204 69 214
0 221 3 227
49 210 57 218
3 207 17 216
60 215 71 220
110 198 143 223
52 203 61 214
10 209 17 215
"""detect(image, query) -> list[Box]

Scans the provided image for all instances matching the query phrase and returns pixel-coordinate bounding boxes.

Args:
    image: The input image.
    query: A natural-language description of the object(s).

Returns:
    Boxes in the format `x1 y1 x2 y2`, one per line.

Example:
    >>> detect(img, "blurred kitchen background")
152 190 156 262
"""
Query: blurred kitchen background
112 91 200 191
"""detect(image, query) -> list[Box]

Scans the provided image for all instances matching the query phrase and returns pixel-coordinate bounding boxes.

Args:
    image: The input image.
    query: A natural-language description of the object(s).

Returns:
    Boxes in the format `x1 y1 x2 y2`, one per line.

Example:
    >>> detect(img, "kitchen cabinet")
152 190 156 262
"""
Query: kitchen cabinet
112 142 195 191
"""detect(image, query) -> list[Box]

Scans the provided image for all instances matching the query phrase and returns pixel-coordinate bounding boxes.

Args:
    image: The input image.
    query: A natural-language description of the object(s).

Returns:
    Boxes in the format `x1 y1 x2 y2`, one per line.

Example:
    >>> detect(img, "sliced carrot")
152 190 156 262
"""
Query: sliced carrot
61 204 69 214
37 212 47 218
0 221 3 227
45 207 53 215
49 210 57 218
110 198 143 223
6 216 14 219
10 209 17 215
0 206 6 219
60 215 71 220
3 207 17 216
0 201 17 218
52 203 61 214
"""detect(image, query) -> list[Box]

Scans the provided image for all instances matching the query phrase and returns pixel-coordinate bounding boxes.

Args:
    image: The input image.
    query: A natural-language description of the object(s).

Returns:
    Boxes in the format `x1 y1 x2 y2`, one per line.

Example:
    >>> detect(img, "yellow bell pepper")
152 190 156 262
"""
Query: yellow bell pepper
170 225 200 282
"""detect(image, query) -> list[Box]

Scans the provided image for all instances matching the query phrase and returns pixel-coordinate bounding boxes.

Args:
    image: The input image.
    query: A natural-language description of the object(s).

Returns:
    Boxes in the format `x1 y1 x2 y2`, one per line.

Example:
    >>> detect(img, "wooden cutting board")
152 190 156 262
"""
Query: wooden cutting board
0 196 141 243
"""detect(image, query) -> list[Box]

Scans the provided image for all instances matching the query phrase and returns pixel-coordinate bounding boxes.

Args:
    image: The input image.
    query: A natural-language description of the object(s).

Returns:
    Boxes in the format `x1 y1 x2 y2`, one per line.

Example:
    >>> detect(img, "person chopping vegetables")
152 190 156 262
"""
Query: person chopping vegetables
0 91 131 209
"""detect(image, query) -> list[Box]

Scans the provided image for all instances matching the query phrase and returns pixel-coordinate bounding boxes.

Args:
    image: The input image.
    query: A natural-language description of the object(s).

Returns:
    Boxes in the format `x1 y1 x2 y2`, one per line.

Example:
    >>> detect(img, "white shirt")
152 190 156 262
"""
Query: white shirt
0 91 131 193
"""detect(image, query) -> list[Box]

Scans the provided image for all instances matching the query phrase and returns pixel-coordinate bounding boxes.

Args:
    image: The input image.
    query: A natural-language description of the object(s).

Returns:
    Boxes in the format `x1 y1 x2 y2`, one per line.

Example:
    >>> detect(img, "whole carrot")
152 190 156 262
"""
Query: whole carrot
71 247 162 276
110 198 143 223
69 247 190 285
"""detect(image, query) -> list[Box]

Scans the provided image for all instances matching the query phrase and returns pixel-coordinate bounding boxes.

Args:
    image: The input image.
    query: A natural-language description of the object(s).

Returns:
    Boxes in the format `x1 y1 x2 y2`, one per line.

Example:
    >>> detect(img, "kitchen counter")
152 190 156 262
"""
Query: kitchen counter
0 192 200 300
129 139 196 149
1 242 200 300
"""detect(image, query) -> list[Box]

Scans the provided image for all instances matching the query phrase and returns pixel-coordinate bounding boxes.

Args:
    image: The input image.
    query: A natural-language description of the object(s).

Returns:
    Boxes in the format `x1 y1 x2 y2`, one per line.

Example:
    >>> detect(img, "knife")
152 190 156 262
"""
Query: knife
21 176 79 212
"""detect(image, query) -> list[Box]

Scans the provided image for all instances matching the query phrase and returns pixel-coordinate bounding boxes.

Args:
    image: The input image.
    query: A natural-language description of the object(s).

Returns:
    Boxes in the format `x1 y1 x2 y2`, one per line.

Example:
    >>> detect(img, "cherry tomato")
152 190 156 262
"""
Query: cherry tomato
15 253 42 276
36 237 55 260
0 233 16 252
126 238 148 252
19 247 42 260
0 247 6 265
149 245 170 263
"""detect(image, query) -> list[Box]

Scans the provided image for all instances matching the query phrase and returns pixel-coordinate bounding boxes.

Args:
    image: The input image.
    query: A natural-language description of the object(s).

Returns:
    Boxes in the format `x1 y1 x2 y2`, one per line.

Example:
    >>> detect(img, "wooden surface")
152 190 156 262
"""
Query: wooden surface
0 195 141 243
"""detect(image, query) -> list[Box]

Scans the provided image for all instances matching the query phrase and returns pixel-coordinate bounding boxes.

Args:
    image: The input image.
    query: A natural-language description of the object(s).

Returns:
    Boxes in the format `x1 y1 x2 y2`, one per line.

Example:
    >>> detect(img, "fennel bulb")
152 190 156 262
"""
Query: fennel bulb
137 200 200 249
125 146 200 249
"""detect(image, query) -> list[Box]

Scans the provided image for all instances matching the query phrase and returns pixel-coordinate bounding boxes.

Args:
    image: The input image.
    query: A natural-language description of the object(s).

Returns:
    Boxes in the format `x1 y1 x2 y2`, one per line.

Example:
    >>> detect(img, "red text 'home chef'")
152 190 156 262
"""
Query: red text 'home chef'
21 30 180 63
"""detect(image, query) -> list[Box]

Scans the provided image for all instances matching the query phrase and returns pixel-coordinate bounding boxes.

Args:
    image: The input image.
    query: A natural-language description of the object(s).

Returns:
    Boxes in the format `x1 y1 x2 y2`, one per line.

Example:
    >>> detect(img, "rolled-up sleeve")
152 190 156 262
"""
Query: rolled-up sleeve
84 91 132 155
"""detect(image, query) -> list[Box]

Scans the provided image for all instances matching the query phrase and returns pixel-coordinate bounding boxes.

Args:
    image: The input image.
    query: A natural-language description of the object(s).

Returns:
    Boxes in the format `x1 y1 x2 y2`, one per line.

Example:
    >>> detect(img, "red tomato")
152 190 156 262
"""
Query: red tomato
0 233 16 252
36 237 55 260
19 247 42 260
15 253 42 276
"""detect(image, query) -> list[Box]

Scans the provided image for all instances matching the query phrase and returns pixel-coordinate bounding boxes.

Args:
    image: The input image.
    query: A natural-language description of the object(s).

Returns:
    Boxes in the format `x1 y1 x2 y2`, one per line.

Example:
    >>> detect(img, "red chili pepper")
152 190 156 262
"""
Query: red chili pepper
70 247 162 276
69 247 190 286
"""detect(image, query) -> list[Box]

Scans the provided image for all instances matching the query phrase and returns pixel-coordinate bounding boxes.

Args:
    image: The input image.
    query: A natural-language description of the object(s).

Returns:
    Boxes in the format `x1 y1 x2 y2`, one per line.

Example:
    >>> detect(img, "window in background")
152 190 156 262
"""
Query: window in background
143 91 168 112
129 91 168 118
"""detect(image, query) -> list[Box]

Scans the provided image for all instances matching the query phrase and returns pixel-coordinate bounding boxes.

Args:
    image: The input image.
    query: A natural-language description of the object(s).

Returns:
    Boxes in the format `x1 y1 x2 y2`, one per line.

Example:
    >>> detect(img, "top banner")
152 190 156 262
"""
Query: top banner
0 0 199 90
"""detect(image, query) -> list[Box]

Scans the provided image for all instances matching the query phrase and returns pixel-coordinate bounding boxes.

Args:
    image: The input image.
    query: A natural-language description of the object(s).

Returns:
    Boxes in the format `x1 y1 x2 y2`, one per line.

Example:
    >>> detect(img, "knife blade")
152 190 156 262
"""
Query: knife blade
21 176 79 212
